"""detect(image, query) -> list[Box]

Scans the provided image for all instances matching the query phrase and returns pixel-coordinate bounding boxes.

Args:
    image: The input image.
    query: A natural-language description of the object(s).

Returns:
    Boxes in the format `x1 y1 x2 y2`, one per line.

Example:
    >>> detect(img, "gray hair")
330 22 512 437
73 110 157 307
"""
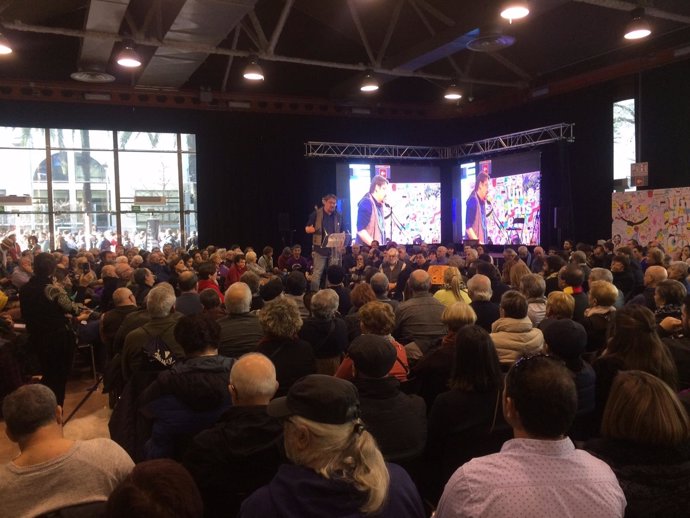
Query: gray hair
259 297 303 338
146 283 177 318
311 289 340 319
519 273 546 299
225 282 252 314
230 353 278 400
668 261 689 281
408 270 431 293
467 274 492 302
466 249 478 261
370 273 389 296
3 385 57 439
589 267 614 283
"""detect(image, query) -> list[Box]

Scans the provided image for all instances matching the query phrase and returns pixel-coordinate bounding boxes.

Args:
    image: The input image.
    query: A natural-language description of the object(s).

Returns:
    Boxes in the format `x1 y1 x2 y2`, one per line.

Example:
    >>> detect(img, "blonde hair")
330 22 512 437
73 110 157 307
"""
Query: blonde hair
442 302 477 332
588 280 618 307
509 261 531 289
545 291 575 319
285 415 389 514
443 266 467 302
245 251 258 263
602 370 690 447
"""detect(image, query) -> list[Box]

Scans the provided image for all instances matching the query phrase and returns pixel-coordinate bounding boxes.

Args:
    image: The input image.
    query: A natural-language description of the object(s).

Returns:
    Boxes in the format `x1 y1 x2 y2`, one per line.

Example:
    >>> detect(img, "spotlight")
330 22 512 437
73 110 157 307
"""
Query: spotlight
243 57 264 81
624 8 651 40
0 33 13 55
444 84 462 100
500 2 529 23
360 72 379 92
116 42 142 68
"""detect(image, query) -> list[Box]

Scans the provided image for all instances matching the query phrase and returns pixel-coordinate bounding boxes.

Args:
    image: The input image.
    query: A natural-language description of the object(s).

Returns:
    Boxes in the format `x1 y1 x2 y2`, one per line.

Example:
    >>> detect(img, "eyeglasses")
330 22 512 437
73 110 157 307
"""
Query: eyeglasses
511 353 553 372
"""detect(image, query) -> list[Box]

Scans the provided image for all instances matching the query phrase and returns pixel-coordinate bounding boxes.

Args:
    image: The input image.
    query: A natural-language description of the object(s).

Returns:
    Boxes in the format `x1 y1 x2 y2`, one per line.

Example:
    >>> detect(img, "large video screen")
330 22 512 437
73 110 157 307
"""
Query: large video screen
346 164 441 245
460 161 541 245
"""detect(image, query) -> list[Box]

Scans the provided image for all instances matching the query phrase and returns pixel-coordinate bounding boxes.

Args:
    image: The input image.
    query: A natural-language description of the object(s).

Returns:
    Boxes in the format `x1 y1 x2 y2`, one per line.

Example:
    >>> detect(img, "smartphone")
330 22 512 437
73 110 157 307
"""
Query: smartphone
81 263 90 273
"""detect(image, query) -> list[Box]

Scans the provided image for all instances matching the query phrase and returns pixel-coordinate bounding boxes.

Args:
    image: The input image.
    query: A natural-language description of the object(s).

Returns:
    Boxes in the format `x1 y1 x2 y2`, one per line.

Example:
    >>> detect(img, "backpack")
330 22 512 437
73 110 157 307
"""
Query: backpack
142 324 178 370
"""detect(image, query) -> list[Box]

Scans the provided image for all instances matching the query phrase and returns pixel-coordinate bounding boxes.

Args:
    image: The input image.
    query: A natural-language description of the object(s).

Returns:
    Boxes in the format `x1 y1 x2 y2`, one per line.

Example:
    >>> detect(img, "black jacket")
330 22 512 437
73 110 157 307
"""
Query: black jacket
257 337 316 397
353 376 426 463
586 438 690 518
183 405 284 518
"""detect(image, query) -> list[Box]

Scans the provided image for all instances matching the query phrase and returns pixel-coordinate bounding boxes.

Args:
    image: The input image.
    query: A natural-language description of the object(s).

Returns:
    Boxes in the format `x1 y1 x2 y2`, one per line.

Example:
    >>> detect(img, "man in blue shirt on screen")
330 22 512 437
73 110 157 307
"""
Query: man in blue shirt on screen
356 175 388 246
465 172 490 244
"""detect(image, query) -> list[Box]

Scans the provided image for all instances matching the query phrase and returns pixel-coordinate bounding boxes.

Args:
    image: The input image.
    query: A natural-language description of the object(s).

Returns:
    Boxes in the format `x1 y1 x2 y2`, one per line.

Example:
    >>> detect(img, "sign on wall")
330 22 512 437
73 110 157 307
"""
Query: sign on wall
612 187 690 254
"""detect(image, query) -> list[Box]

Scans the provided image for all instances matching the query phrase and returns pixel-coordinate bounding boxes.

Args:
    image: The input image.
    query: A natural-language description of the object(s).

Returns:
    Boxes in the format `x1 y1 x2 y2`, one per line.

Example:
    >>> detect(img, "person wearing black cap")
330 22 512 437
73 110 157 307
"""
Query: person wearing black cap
241 374 425 518
542 317 596 439
348 334 426 463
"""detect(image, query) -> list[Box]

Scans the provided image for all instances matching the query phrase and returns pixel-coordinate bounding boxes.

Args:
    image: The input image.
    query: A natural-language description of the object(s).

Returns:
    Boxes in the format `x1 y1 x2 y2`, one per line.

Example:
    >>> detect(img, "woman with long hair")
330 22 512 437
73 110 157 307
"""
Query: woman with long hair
425 325 509 502
433 266 471 306
586 371 690 517
241 375 425 517
592 305 678 424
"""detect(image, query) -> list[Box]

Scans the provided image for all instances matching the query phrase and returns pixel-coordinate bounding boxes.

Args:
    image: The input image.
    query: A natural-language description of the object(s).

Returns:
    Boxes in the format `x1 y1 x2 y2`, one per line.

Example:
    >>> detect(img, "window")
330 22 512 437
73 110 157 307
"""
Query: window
0 126 197 250
613 99 636 189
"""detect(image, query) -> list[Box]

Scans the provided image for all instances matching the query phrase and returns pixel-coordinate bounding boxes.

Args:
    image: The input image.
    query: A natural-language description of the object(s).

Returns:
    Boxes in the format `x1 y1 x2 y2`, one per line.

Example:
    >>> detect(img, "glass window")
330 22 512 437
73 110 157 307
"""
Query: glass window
613 99 636 187
0 126 195 252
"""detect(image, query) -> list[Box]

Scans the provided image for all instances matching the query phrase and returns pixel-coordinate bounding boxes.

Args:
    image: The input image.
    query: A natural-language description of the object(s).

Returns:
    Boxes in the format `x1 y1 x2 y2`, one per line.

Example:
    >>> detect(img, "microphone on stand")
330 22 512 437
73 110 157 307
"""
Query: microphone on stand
384 202 392 209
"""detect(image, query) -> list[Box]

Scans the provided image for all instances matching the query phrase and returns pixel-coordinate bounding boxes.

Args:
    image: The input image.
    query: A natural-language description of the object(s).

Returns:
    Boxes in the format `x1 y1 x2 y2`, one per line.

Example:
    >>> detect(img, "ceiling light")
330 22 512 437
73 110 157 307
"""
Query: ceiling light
0 33 12 55
444 84 462 100
116 43 142 68
243 57 264 81
500 2 529 23
360 72 379 92
624 8 651 40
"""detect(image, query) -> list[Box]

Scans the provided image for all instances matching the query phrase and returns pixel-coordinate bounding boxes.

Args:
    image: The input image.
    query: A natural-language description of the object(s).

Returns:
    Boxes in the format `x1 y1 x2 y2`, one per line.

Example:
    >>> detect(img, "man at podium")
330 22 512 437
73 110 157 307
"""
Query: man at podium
305 193 344 291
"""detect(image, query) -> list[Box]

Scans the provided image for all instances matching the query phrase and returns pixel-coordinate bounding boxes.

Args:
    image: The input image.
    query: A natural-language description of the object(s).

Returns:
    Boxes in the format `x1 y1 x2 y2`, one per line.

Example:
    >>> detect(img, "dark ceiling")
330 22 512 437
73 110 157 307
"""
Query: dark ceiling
0 0 689 110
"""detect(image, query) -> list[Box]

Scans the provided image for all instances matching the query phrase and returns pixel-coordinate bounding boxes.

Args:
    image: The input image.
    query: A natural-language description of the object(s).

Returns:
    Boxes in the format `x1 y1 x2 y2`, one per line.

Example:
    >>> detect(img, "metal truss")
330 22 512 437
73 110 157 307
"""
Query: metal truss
305 123 574 161
448 123 575 158
304 142 448 160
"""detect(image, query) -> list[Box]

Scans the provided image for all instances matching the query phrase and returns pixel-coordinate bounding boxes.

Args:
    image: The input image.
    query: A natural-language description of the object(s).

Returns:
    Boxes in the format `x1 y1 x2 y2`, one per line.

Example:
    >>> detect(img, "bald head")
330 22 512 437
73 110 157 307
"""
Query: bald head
224 282 252 314
229 353 278 405
113 288 135 307
408 269 431 294
644 265 668 287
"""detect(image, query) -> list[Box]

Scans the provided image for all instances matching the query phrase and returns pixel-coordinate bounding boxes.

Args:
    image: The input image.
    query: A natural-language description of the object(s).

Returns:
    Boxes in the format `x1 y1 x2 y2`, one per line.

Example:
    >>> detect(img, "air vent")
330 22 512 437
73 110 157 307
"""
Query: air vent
70 70 116 83
466 33 516 52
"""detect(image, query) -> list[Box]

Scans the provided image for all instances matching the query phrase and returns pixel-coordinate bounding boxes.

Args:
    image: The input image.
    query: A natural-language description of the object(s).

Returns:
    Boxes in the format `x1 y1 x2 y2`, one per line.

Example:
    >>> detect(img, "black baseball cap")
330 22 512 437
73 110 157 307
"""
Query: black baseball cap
267 375 360 425
348 334 397 378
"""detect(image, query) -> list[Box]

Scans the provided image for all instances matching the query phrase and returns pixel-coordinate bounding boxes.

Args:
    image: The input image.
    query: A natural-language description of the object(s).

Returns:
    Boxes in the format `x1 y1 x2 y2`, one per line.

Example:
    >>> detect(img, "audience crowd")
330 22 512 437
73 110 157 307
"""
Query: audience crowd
1 229 690 517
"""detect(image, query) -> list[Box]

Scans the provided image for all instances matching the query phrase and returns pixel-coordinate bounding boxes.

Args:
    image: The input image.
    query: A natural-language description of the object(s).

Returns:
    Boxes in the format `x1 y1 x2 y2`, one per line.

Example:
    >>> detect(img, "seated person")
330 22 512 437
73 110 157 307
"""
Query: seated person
1 385 134 517
241 375 426 517
436 355 626 518
586 371 690 518
348 334 426 463
139 313 234 460
490 290 544 367
106 459 202 518
183 353 284 518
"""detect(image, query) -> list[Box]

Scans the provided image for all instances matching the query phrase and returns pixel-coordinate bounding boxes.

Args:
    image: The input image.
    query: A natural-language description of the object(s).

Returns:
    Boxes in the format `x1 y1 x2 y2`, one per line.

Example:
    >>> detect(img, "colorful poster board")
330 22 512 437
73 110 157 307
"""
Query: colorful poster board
612 187 690 254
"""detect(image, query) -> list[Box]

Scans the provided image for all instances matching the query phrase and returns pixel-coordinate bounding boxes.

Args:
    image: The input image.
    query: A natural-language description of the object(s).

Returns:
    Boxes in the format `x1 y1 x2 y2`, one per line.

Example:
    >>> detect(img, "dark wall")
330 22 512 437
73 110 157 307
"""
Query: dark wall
0 58 687 250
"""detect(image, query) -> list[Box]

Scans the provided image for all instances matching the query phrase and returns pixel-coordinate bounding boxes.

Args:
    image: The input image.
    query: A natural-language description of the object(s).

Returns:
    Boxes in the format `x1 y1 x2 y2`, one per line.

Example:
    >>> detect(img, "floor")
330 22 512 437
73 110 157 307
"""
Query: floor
0 364 111 463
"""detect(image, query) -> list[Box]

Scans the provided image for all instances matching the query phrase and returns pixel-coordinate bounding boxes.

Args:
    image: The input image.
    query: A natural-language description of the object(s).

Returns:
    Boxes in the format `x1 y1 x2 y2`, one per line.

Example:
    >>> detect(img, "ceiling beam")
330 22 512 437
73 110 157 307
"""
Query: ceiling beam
78 0 131 71
376 0 405 67
268 0 294 56
487 52 533 81
573 0 690 24
347 0 376 66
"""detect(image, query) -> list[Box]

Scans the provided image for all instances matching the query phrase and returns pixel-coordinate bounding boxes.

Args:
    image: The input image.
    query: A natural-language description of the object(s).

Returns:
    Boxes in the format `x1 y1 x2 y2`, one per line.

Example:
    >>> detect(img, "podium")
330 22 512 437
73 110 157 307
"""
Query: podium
325 232 348 266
